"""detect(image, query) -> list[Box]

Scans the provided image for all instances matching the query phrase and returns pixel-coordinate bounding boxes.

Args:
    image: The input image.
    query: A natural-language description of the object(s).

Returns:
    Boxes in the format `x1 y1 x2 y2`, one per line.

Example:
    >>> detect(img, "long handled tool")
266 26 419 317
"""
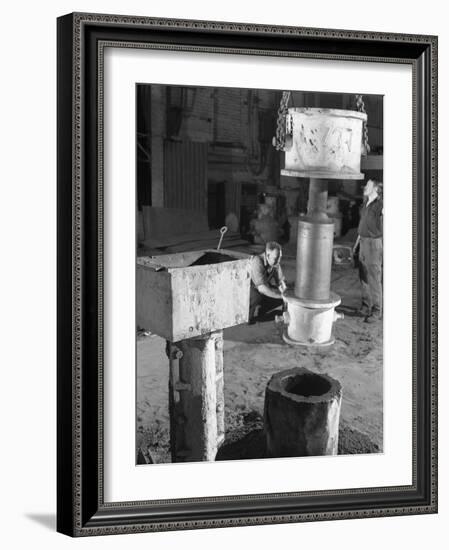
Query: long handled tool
216 226 228 250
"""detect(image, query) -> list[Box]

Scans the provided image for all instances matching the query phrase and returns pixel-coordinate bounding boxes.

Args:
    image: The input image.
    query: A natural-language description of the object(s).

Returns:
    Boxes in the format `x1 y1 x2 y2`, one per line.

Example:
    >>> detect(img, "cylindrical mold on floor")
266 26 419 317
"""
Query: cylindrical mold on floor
264 367 342 457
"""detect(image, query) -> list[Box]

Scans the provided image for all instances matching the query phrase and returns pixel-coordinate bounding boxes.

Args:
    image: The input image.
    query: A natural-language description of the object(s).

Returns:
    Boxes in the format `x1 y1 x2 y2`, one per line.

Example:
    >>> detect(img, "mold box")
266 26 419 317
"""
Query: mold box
137 249 251 342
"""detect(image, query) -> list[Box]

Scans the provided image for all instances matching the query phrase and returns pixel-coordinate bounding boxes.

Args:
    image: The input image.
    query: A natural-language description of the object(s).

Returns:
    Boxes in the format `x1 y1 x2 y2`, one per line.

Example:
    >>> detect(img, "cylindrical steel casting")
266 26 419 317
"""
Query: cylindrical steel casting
264 367 342 457
282 108 367 179
295 218 335 301
283 292 341 346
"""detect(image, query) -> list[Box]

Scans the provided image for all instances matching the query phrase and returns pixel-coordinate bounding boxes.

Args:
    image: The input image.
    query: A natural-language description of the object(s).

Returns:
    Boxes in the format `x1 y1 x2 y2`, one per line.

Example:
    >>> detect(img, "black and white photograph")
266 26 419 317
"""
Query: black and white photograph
1 0 443 545
135 84 384 464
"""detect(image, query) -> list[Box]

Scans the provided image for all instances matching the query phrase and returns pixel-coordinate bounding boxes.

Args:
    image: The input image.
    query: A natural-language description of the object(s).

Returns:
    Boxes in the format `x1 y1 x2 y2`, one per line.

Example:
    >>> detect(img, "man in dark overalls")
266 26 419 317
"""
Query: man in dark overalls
353 179 383 323
249 241 287 323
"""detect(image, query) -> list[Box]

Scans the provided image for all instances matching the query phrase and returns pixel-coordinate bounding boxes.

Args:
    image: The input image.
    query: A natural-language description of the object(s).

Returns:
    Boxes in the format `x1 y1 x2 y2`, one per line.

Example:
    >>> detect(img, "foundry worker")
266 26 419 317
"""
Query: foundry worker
353 179 383 323
249 241 287 323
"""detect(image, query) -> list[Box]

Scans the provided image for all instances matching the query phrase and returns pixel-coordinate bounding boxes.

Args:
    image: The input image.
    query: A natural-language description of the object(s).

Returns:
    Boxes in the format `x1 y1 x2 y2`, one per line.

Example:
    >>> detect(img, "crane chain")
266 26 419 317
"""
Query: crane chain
272 91 292 151
355 94 370 156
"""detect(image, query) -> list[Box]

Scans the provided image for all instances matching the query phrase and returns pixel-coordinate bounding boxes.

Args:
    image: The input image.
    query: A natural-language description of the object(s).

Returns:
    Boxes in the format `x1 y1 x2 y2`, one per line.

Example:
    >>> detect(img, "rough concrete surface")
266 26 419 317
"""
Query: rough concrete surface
137 263 383 463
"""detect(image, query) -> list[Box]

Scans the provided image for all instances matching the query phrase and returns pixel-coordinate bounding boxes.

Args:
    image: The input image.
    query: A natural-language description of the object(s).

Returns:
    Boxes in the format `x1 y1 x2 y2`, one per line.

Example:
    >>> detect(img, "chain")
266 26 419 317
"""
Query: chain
272 91 291 150
355 94 370 156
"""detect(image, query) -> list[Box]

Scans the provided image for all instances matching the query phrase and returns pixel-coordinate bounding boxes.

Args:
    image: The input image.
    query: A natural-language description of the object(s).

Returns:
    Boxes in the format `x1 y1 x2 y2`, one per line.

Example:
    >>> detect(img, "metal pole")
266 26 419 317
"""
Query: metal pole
295 178 334 301
307 178 329 221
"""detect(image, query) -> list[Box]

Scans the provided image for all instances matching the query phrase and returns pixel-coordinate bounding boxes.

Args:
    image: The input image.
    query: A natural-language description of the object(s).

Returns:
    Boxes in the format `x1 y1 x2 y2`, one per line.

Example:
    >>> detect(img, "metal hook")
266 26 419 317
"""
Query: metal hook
217 226 228 250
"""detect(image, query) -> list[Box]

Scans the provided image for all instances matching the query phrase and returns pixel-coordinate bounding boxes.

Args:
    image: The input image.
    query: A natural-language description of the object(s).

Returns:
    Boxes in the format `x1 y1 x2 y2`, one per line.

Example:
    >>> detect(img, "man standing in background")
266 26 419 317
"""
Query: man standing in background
353 179 383 323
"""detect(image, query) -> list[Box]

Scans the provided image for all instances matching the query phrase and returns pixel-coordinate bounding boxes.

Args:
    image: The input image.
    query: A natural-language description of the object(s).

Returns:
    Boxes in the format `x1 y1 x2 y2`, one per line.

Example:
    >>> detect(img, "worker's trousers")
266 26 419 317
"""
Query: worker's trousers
249 287 283 321
358 236 383 313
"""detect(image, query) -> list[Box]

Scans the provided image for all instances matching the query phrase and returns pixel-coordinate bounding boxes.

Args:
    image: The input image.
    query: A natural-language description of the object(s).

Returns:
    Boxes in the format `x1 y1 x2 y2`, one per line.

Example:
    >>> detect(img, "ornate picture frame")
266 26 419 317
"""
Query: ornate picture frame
57 12 437 536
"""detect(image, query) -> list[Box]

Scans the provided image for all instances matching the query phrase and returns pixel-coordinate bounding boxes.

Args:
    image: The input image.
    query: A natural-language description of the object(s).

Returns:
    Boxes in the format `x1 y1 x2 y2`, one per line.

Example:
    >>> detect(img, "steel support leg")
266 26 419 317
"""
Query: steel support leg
167 331 224 462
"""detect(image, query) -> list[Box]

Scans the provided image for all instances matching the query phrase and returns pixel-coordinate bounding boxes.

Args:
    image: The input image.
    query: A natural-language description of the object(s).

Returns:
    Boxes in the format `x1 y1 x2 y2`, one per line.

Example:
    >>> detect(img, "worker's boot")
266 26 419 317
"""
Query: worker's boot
357 303 371 317
364 307 382 324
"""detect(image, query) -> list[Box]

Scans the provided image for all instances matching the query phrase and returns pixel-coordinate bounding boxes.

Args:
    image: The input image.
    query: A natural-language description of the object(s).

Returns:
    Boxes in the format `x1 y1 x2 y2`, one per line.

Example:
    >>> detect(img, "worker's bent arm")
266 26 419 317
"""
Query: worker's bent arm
256 284 282 299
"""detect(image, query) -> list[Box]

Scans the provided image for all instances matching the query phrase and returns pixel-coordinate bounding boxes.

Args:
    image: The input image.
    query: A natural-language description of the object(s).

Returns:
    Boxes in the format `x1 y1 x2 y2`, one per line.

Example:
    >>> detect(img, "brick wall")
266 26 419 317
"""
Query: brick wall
168 85 279 191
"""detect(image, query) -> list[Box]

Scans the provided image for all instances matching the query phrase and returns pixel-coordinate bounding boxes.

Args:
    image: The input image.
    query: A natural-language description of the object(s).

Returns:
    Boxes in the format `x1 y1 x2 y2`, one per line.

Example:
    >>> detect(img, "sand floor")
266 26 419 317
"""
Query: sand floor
136 260 383 464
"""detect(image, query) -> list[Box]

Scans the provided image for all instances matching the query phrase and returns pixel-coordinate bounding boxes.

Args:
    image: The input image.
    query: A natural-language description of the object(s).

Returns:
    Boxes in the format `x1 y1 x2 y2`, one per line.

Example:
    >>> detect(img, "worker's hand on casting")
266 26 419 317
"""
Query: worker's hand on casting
279 280 287 294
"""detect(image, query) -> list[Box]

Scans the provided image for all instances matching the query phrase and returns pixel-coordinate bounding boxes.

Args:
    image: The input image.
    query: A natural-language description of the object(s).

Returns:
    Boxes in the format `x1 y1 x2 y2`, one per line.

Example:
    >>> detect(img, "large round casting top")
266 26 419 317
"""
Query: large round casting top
282 107 367 180
288 107 367 120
